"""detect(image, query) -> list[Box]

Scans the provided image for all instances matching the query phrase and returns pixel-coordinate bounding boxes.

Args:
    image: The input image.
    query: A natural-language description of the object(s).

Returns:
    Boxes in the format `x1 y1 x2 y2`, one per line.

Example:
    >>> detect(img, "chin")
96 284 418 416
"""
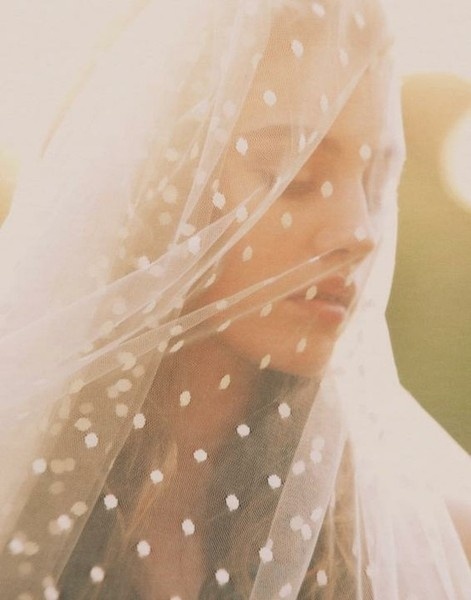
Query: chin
218 318 337 379
271 348 334 378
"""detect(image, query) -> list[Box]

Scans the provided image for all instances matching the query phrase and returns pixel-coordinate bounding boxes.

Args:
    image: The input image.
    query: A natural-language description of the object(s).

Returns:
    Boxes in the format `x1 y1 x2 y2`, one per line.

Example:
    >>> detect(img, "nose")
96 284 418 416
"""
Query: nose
312 181 377 260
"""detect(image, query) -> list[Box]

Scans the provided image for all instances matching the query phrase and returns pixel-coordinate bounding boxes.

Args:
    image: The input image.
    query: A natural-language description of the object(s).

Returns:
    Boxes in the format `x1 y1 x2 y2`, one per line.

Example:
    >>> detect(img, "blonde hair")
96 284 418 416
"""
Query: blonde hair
60 369 359 599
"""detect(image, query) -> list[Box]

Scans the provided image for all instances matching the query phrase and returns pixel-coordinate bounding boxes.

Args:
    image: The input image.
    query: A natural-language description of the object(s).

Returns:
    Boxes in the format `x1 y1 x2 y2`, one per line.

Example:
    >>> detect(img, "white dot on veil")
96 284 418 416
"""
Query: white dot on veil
107 386 119 400
162 184 178 204
296 338 308 353
290 515 304 531
170 340 185 353
57 515 73 531
170 325 184 337
204 273 217 288
194 449 208 463
84 433 99 449
321 181 334 198
150 469 164 484
133 413 146 429
90 566 105 583
310 449 323 464
268 474 282 490
219 374 231 390
74 418 91 432
260 303 273 317
69 379 85 395
317 570 328 586
291 39 304 58
278 403 292 419
71 502 88 517
117 352 137 371
180 391 192 407
281 212 293 228
339 47 349 66
298 132 307 153
159 211 172 226
104 494 118 510
359 143 372 161
237 424 251 437
217 319 232 332
216 299 229 311
8 538 24 555
236 205 249 222
292 460 306 475
132 365 145 378
305 285 318 300
311 2 326 18
32 458 47 475
236 137 249 155
279 583 293 598
263 90 277 107
137 541 151 558
354 11 366 29
115 403 129 417
354 226 368 241
242 246 253 261
225 494 240 511
44 586 59 600
260 354 271 369
116 378 132 393
259 544 274 563
212 191 226 209
215 569 230 585
320 94 329 113
182 519 196 536
301 524 313 540
188 235 202 255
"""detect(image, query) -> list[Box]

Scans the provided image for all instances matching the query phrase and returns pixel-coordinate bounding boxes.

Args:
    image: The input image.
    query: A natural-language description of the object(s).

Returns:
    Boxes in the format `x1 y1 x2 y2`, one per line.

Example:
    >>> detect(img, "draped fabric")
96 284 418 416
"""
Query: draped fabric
0 1 469 599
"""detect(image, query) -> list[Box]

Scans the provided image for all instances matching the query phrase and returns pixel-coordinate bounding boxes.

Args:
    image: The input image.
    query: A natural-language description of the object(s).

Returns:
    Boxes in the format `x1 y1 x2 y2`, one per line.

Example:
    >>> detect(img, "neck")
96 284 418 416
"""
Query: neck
139 337 262 599
158 336 260 453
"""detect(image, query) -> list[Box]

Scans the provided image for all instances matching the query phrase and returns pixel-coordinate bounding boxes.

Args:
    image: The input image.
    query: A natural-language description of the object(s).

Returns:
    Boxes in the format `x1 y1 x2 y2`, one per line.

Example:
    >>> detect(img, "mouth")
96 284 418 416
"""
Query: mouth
286 276 356 325
290 275 355 306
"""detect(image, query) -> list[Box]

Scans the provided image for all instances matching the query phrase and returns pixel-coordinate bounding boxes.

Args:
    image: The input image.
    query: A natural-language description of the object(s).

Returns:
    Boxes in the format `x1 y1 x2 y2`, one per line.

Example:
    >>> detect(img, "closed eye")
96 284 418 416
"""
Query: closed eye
283 180 317 197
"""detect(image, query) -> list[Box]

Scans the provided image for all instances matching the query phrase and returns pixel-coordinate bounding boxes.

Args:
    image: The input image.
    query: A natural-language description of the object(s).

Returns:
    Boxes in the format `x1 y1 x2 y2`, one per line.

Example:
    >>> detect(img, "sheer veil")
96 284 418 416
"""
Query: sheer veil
0 1 469 599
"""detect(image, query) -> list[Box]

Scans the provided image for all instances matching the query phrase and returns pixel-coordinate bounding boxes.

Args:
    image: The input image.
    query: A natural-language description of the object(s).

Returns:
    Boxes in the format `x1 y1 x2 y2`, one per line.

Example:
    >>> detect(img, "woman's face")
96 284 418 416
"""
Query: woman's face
190 67 398 377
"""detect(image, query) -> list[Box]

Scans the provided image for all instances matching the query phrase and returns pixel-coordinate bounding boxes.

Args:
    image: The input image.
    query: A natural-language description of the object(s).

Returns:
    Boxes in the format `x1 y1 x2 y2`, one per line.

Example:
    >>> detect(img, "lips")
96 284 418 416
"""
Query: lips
289 275 356 310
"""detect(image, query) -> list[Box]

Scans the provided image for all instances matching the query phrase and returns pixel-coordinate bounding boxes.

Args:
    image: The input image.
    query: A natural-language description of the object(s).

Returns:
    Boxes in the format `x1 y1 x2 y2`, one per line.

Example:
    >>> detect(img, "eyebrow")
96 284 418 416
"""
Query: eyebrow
245 124 402 161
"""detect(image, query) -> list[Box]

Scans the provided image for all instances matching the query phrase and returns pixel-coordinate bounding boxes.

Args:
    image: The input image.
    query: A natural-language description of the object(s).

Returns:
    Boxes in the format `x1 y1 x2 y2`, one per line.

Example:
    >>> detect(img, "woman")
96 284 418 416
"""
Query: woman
0 0 469 598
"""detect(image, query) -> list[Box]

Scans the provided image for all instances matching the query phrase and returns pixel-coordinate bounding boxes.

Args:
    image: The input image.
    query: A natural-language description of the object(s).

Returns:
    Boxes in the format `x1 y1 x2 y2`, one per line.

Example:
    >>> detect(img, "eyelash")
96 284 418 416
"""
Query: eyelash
257 157 394 213
283 180 316 197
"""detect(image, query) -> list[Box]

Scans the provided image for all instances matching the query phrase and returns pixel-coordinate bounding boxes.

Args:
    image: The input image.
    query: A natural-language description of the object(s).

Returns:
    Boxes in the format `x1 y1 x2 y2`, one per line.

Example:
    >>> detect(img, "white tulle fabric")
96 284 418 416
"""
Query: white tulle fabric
0 1 469 599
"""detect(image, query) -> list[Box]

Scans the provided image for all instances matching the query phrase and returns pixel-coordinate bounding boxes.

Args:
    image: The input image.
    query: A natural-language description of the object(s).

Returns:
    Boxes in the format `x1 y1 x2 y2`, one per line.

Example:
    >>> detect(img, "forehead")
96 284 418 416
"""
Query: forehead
326 65 395 147
236 1 391 137
238 67 397 157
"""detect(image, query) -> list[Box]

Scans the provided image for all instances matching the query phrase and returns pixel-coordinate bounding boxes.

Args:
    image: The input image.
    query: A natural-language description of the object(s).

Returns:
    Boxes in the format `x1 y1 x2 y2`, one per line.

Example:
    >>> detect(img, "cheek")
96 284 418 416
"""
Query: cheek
201 209 299 301
216 301 338 377
187 207 341 376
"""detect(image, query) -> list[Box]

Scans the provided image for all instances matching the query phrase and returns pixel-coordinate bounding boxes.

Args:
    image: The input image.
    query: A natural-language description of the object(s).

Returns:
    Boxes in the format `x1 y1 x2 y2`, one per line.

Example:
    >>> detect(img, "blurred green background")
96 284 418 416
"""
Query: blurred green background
387 73 471 452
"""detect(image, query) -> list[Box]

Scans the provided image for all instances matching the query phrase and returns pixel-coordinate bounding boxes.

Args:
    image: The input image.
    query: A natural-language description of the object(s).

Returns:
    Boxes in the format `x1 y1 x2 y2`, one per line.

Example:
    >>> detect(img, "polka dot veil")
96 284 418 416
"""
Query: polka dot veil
0 1 469 599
